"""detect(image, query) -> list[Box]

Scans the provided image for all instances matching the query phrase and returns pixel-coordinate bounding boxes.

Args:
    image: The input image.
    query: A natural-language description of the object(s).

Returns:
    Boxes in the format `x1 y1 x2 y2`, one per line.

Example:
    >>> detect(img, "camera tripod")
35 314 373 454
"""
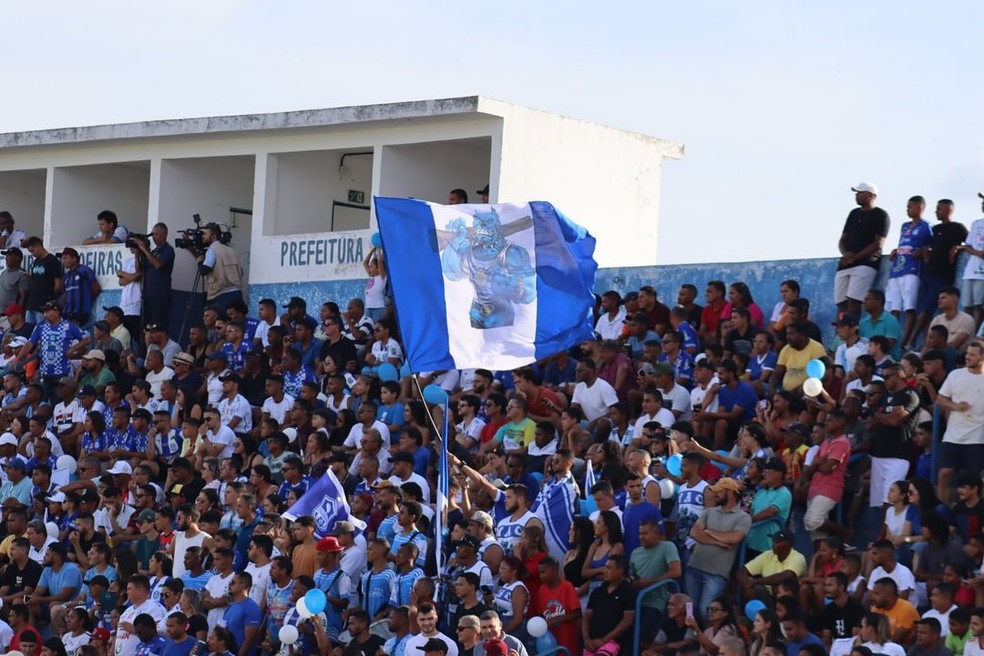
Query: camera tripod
178 263 207 344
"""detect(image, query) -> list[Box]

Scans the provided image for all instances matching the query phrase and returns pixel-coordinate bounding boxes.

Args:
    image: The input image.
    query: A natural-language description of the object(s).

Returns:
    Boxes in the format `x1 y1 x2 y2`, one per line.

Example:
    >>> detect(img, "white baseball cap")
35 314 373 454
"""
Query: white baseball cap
0 433 17 447
851 182 879 195
107 461 133 475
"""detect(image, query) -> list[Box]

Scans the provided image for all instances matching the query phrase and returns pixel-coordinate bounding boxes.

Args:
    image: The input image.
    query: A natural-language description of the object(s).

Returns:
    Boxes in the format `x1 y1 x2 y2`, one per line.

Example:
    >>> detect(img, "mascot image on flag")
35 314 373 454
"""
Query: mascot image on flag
436 208 536 329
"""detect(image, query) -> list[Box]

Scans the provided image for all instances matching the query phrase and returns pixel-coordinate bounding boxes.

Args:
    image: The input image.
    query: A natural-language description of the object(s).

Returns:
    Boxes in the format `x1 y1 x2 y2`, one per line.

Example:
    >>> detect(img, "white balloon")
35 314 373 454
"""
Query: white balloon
295 598 312 619
659 478 677 499
527 616 548 638
278 625 299 645
56 455 77 474
282 427 298 444
802 377 823 397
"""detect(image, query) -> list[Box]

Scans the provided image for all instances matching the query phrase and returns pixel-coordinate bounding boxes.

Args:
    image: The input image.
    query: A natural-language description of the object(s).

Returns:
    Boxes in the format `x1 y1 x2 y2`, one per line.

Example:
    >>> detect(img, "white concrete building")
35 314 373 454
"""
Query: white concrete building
0 96 683 326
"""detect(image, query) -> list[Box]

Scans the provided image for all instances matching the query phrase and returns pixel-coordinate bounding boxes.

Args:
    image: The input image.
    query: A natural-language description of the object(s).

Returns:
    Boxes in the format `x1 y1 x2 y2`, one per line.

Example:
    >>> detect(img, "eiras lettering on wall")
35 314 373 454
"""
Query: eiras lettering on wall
280 237 364 268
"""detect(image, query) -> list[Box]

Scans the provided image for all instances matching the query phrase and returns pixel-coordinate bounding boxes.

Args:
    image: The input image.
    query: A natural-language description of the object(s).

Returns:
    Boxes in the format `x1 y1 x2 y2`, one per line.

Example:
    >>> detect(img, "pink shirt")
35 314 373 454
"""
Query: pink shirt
808 434 852 501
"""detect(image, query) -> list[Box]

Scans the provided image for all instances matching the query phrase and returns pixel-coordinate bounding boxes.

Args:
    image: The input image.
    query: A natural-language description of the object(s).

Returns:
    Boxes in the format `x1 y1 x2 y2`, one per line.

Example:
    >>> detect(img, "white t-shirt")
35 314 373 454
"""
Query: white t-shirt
343 420 391 448
845 375 884 398
205 570 235 631
571 378 619 422
939 368 984 445
145 367 175 398
371 337 403 365
206 425 236 458
660 384 693 421
365 274 387 309
869 563 916 596
595 308 627 341
28 536 57 564
632 409 676 436
95 503 136 537
389 472 431 503
834 338 869 373
116 599 167 656
254 320 274 347
218 394 252 434
930 311 977 343
862 642 906 656
457 417 486 446
119 256 141 316
963 219 984 281
691 377 720 413
244 561 271 607
922 605 957 635
261 394 294 424
206 372 226 407
53 399 83 434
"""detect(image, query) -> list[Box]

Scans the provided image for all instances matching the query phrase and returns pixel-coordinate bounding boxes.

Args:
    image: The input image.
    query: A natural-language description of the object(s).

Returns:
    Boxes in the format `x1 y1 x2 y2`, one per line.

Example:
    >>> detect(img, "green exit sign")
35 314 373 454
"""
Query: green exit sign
348 190 365 205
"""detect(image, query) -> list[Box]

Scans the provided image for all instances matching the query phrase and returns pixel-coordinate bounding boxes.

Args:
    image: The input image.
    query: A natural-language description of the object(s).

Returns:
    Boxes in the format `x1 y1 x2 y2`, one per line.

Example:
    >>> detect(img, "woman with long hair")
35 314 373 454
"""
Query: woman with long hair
562 516 595 602
196 489 220 518
201 458 221 491
749 609 783 656
61 607 92 655
757 390 803 449
582 510 624 597
494 556 530 641
800 537 845 612
180 589 210 641
685 596 742 656
148 551 173 603
207 626 238 656
515 524 549 607
723 281 765 328
855 612 905 656
404 400 433 445
880 480 913 548
79 411 110 462
302 431 330 469
233 435 264 474
690 422 771 482
329 408 357 449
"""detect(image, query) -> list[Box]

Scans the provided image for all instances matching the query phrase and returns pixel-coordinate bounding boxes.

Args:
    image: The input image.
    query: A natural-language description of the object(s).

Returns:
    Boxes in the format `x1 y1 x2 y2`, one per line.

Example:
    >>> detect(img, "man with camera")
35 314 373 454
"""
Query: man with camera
132 223 175 331
196 223 243 318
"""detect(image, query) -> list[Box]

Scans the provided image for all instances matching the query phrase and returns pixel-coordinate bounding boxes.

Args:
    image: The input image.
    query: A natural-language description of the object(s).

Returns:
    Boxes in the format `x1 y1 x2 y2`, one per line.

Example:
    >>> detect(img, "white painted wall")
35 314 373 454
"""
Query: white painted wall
488 101 683 268
0 169 45 239
49 162 150 248
267 150 373 235
158 156 255 291
378 138 492 205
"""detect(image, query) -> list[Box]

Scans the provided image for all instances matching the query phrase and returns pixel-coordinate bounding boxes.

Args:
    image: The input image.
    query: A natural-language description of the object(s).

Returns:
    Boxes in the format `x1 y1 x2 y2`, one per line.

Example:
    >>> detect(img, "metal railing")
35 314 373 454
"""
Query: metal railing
633 579 681 655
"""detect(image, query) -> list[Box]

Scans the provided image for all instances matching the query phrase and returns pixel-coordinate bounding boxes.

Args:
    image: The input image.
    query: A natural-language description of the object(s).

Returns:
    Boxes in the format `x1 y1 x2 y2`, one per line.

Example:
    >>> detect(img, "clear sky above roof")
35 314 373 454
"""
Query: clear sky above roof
6 1 983 264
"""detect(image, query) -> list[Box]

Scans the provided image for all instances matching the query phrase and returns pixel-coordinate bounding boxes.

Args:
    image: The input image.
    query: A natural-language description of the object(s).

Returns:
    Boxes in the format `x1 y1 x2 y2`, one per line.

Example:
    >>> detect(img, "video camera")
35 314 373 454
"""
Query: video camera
124 233 150 249
175 214 232 255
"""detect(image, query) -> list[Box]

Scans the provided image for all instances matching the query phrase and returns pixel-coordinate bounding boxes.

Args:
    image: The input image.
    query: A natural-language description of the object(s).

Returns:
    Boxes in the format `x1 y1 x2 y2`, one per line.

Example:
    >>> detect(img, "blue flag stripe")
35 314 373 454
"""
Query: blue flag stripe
530 201 598 360
374 197 454 371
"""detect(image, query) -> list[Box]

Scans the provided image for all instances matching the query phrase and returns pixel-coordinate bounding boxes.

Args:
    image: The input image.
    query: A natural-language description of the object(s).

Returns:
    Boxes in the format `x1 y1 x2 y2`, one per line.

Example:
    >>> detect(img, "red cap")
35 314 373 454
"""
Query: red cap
92 627 111 641
483 640 509 656
4 304 22 316
316 536 344 552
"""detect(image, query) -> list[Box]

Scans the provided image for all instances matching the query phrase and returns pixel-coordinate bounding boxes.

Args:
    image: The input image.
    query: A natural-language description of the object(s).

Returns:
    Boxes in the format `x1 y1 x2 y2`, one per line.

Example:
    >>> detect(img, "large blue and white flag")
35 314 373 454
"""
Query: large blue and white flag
531 480 577 561
374 198 598 372
283 468 366 538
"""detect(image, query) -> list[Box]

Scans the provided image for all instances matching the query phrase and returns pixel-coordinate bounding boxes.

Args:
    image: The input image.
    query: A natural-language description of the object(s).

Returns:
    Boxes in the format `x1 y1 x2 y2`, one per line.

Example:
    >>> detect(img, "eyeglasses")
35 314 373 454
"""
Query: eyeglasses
707 606 725 613
456 626 473 632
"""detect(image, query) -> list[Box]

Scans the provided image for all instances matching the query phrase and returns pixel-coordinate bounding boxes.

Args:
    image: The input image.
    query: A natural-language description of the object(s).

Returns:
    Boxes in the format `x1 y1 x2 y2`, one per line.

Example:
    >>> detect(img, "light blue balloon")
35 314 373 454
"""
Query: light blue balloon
712 450 731 471
305 588 327 614
745 599 766 621
370 232 382 248
399 363 413 378
377 363 399 382
806 359 826 379
665 454 683 477
423 384 448 406
535 632 558 653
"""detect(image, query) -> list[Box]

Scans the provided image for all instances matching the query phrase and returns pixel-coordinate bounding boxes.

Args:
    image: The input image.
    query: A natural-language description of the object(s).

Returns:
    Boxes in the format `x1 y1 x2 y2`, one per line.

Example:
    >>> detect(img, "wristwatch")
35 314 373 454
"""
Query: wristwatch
904 536 911 544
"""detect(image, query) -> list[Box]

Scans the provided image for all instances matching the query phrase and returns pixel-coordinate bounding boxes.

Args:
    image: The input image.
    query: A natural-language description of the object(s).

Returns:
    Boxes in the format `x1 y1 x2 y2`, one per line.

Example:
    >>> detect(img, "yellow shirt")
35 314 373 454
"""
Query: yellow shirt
872 598 920 632
744 548 808 579
778 339 827 390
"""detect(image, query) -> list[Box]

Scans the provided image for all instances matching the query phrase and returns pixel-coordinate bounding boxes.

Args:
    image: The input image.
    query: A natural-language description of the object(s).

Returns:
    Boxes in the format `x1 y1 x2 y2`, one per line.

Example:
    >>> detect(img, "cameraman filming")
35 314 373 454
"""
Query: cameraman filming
196 223 243 317
134 222 175 330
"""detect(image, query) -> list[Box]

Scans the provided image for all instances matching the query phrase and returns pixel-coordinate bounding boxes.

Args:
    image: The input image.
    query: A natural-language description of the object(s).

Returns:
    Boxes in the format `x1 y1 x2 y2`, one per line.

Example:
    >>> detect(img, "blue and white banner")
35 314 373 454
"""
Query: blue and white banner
532 480 577 561
283 468 366 538
374 198 598 372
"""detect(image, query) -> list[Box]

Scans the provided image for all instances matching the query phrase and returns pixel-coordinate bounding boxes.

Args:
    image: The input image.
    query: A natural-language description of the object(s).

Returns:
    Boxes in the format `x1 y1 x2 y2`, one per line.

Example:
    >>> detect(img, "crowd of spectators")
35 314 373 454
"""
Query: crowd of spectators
0 183 980 656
